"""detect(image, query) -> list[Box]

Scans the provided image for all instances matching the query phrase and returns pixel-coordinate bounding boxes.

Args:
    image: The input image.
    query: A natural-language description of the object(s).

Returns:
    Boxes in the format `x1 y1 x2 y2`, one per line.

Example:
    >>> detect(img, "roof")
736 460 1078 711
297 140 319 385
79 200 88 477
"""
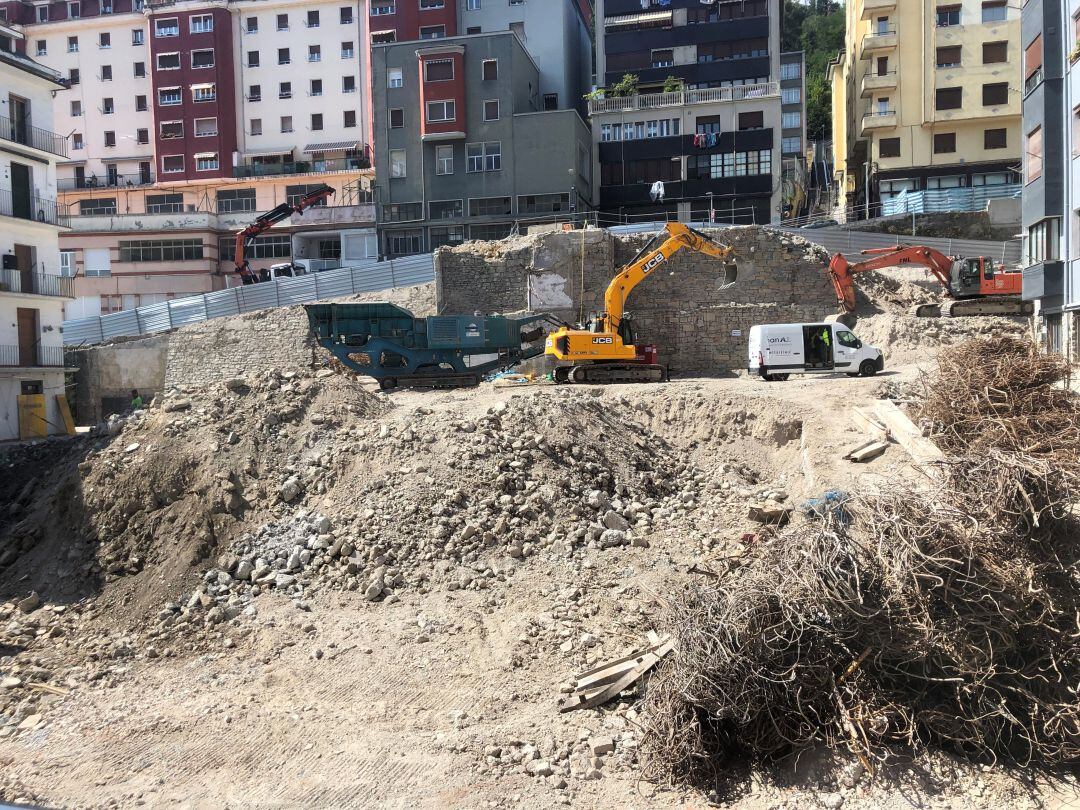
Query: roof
302 141 361 153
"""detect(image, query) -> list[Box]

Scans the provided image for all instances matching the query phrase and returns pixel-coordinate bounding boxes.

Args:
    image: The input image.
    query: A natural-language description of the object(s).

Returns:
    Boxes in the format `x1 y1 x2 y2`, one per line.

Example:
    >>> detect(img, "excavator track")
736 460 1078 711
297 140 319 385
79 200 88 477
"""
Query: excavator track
554 364 666 384
940 297 1035 318
911 303 942 318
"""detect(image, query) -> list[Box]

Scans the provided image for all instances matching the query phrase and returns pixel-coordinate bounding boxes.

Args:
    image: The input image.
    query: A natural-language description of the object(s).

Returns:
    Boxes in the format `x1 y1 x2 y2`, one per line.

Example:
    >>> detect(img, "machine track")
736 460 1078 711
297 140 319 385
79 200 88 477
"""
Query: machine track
554 364 666 384
910 297 1034 318
379 373 482 390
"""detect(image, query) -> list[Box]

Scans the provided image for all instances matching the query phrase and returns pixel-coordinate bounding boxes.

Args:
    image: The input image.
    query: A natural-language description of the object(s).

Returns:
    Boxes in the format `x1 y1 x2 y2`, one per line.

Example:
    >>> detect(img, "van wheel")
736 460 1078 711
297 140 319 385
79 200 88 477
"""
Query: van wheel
774 374 790 381
846 373 860 378
859 360 878 377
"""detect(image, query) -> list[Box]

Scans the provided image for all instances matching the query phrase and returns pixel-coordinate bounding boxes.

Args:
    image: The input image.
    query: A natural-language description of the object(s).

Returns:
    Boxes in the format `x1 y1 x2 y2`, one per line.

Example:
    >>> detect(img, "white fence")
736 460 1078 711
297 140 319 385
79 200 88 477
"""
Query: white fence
62 253 434 345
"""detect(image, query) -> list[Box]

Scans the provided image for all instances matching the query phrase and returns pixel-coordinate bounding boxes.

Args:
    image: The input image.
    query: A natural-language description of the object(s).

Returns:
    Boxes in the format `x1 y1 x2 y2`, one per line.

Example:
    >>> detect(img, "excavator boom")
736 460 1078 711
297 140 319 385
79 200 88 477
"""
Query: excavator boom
233 184 335 275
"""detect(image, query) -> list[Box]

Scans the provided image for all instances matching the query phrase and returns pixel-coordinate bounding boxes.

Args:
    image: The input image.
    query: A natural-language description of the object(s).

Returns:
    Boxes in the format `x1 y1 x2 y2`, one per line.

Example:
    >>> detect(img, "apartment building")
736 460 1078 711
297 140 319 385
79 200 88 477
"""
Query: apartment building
0 23 74 440
1020 0 1080 359
590 0 783 224
829 0 1022 217
0 0 373 318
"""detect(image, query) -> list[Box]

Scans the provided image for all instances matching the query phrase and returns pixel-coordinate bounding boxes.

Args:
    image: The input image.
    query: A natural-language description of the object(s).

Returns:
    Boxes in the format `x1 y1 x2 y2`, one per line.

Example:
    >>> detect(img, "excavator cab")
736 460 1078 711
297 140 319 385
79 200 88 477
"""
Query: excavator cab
952 257 984 298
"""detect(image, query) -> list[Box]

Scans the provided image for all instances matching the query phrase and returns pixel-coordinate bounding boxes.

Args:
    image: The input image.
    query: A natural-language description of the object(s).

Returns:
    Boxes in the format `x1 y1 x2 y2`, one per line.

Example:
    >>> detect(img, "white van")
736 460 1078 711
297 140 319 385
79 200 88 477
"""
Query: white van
748 322 884 381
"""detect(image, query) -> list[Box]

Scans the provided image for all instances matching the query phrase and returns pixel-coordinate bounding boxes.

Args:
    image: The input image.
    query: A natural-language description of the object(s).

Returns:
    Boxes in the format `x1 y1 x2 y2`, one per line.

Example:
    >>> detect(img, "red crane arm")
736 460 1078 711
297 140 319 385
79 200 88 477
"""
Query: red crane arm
828 245 957 312
233 184 335 272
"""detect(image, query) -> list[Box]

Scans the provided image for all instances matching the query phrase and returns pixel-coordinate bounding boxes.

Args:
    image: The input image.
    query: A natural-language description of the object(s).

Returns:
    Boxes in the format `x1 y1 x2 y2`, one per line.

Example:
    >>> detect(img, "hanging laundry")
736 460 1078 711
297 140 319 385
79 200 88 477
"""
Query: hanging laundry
650 181 666 202
693 133 705 148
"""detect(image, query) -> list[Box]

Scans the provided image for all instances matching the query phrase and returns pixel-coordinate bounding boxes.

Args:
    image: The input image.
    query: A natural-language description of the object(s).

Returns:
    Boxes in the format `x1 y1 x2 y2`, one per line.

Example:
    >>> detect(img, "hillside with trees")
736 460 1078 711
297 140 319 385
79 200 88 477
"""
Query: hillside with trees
783 0 845 142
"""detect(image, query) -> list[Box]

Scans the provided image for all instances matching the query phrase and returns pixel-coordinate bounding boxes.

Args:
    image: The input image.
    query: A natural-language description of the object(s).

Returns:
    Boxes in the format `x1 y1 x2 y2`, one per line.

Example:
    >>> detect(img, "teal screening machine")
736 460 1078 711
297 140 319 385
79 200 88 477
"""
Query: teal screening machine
305 303 558 389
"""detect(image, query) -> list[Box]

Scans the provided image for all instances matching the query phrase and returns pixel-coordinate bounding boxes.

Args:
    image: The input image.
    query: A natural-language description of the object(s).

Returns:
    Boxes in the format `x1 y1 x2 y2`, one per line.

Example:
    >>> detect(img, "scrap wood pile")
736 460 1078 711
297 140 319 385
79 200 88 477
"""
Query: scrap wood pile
640 336 1080 789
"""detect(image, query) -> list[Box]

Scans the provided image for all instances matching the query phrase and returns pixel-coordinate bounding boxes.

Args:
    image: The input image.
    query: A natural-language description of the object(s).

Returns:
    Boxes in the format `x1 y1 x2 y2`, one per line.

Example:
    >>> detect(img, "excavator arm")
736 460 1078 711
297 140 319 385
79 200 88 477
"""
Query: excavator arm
233 184 335 273
604 222 738 333
828 245 956 312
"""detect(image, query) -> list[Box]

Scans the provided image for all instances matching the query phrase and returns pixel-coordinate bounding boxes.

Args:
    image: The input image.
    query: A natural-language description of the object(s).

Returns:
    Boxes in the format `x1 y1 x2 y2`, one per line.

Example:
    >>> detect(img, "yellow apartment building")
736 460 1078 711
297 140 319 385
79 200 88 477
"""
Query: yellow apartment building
828 0 1022 216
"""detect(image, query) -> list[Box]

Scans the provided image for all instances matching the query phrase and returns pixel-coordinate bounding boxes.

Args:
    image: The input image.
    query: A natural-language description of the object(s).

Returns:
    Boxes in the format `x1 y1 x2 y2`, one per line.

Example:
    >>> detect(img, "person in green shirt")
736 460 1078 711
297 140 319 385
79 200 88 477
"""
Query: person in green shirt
130 389 144 410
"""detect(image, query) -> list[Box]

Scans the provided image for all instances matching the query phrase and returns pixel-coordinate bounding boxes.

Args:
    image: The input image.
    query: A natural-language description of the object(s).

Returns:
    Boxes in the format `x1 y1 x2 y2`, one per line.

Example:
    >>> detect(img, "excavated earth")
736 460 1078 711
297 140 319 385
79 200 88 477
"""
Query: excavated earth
0 271 1069 809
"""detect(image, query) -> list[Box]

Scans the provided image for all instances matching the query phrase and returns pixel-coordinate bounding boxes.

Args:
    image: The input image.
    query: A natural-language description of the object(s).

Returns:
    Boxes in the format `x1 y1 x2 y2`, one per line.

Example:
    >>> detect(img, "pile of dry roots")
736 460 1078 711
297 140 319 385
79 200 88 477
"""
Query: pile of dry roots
640 336 1080 789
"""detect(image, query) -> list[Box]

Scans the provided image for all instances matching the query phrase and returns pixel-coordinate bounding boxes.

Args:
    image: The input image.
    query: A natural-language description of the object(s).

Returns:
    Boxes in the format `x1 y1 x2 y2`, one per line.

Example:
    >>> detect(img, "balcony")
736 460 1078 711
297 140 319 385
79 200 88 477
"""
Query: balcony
57 172 156 191
233 155 370 178
860 70 898 97
0 115 69 159
0 269 74 298
588 82 780 116
1022 260 1064 302
860 0 896 20
0 187 70 227
0 345 66 369
860 110 897 135
860 27 898 59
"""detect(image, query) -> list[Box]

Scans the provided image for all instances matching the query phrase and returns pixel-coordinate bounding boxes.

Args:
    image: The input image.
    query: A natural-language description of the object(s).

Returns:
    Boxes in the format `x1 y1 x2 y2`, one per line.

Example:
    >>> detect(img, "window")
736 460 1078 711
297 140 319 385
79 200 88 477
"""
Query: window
936 87 962 110
781 88 801 105
1074 107 1080 157
286 185 331 207
281 115 293 133
933 132 956 153
985 128 1007 149
311 113 323 131
467 0 481 7
307 79 322 97
429 199 463 219
68 1 79 17
983 82 1008 105
195 153 218 171
37 6 48 22
99 32 110 48
425 59 453 81
371 1 396 14
738 111 764 130
1026 218 1059 264
983 41 1008 64
248 51 260 68
340 7 353 24
248 84 261 101
194 117 217 137
79 197 117 215
161 155 184 174
120 239 203 261
1025 35 1043 93
420 0 444 7
419 25 445 39
277 13 288 30
133 94 146 111
134 61 145 77
982 1 1006 23
69 68 80 85
190 14 213 33
467 142 484 173
193 84 215 102
466 25 480 33
104 131 116 147
35 40 46 56
217 188 256 213
936 45 961 67
651 48 673 68
779 61 801 80
309 45 321 62
390 108 405 128
102 97 114 114
436 144 453 175
250 118 262 136
306 9 319 26
160 121 184 139
67 36 78 52
482 59 497 80
484 141 501 171
386 229 423 257
71 100 82 116
157 52 180 70
387 68 403 88
278 48 290 65
390 149 406 177
343 110 356 128
100 65 112 81
145 193 183 213
484 100 500 121
343 75 356 93
72 133 83 150
60 251 74 277
219 234 290 262
430 227 464 250
781 111 801 129
782 136 802 153
158 87 181 105
880 137 901 158
427 100 455 122
154 17 178 37
136 128 148 144
192 49 214 68
1026 126 1043 183
342 41 354 58
246 17 257 33
936 5 960 26
518 194 569 215
469 196 511 216
695 38 768 62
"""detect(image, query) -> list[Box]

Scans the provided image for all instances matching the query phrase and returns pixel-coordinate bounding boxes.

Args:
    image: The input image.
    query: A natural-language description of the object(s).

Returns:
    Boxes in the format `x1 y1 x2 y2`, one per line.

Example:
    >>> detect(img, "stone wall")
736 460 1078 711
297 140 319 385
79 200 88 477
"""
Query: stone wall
435 227 836 373
67 334 169 424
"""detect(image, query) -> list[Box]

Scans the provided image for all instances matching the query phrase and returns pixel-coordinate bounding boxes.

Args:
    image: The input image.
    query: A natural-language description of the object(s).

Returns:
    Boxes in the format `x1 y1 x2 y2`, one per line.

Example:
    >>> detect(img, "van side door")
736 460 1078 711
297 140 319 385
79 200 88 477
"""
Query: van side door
833 327 862 369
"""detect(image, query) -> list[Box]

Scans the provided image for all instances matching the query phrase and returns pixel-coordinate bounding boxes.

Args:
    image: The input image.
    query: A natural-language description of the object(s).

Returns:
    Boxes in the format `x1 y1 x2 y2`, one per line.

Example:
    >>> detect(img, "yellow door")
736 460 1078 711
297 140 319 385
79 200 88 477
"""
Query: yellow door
17 394 47 439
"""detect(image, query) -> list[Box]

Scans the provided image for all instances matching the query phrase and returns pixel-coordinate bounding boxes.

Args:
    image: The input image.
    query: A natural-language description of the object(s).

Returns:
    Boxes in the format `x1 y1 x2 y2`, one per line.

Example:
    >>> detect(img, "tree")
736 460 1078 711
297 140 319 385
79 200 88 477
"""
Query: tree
783 0 845 140
662 75 685 94
610 73 640 97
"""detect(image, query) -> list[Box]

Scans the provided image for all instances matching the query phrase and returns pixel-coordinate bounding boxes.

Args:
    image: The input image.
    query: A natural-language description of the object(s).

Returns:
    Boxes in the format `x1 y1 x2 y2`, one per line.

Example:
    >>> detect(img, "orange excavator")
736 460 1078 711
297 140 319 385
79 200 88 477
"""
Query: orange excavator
233 184 334 284
828 245 1032 318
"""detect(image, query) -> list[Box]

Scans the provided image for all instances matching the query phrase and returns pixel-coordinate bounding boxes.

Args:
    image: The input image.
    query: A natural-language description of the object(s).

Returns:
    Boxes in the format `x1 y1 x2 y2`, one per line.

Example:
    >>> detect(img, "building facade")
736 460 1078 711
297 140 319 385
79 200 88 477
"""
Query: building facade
829 0 1022 217
1020 0 1080 359
0 22 74 440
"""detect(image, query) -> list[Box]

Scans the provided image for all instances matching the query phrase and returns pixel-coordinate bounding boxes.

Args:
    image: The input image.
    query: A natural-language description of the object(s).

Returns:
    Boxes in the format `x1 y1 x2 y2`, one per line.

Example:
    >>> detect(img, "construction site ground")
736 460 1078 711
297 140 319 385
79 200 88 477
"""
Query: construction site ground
0 269 1075 809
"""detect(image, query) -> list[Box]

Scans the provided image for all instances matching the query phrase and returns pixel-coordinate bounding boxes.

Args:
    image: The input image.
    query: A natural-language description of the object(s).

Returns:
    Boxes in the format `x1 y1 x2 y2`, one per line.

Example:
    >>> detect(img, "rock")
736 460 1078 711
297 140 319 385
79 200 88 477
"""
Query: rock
598 529 626 549
587 490 611 511
0 677 21 689
589 736 615 756
313 515 331 533
528 760 553 777
223 378 248 392
821 793 844 810
124 442 140 454
17 593 41 613
235 560 254 581
163 399 191 413
279 478 302 503
274 573 297 588
602 510 629 531
17 714 42 731
747 501 793 525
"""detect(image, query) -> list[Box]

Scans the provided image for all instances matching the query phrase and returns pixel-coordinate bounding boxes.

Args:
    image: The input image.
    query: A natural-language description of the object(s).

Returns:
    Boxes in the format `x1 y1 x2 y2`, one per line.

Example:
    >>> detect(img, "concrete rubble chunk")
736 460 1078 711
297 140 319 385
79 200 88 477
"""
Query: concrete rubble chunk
16 593 40 614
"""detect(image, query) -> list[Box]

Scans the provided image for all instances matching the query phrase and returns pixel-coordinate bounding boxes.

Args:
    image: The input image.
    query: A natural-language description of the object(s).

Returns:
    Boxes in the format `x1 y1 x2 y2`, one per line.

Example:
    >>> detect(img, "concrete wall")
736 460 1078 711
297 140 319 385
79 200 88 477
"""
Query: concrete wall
68 332 168 423
435 226 836 374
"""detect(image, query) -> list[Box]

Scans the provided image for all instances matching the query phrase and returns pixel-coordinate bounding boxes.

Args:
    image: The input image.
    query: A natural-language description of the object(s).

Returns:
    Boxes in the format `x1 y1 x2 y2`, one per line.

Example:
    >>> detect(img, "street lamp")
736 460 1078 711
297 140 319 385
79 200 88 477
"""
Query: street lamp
706 191 714 225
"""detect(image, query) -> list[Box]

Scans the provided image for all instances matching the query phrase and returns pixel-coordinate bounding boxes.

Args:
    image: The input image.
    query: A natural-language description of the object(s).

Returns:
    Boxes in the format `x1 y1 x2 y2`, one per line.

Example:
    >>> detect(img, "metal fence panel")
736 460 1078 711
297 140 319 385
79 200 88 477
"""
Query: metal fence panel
100 311 141 341
204 289 242 320
313 268 356 299
234 283 281 311
62 317 105 345
138 302 173 333
276 275 318 306
167 296 208 327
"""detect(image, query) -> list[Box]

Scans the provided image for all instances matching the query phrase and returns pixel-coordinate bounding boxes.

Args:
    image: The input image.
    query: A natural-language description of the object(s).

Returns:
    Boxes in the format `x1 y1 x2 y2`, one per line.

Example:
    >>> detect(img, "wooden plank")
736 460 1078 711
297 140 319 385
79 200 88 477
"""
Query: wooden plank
872 400 943 471
848 441 888 463
55 395 75 435
843 438 880 460
852 406 890 442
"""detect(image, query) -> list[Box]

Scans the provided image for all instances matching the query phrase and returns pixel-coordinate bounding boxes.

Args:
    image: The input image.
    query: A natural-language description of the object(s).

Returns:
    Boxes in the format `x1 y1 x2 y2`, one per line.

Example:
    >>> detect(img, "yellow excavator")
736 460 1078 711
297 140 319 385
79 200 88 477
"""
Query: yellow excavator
545 222 740 383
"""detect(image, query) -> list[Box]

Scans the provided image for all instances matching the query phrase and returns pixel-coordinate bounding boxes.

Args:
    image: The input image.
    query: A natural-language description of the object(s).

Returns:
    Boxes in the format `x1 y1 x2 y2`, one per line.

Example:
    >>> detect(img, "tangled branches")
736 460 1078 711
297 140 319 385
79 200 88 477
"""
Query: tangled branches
640 336 1080 790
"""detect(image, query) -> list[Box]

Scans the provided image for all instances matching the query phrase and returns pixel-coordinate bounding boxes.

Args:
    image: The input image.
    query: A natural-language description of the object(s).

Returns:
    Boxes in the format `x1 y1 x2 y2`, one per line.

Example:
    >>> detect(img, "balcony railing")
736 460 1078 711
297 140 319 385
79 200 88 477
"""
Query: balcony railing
0 344 66 368
0 115 69 158
234 156 371 178
0 187 70 227
57 172 156 191
589 82 779 115
0 268 75 298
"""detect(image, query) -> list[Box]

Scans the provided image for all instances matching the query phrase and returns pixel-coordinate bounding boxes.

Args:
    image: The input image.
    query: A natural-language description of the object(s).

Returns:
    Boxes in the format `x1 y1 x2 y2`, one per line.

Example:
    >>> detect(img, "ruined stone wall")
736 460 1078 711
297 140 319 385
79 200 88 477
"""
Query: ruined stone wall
67 334 170 424
435 227 836 374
